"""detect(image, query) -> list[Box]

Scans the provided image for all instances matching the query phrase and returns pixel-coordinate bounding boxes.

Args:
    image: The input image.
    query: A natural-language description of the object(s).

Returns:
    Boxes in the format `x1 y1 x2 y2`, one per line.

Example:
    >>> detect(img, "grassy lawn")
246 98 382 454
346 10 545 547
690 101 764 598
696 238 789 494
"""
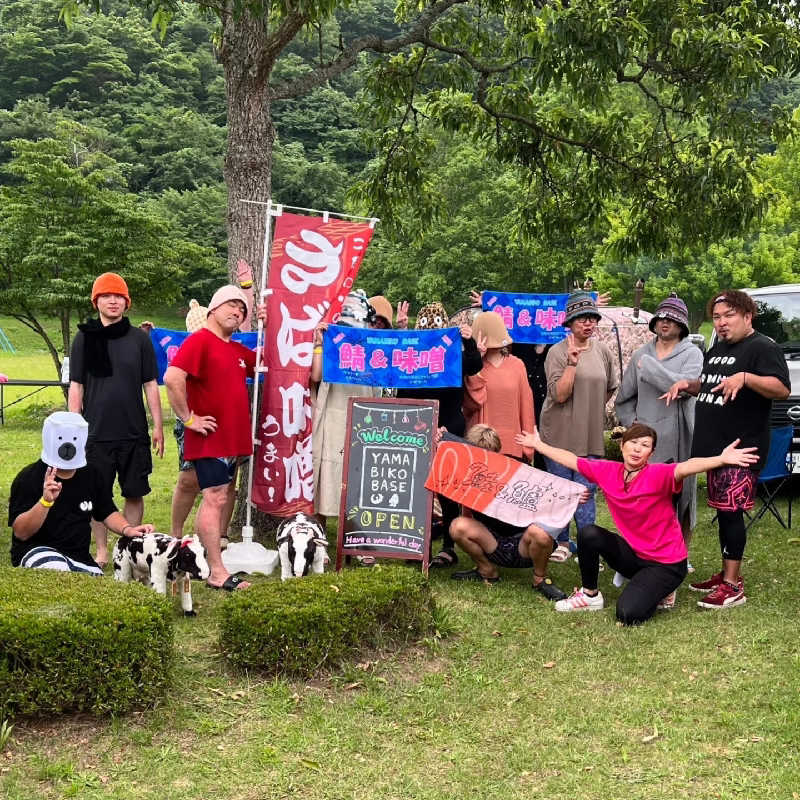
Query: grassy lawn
1 315 798 800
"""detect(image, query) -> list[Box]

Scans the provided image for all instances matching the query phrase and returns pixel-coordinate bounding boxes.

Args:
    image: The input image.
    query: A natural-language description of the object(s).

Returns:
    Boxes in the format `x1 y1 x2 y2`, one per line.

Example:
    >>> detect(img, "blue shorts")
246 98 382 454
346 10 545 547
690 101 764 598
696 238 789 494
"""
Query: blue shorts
193 457 238 490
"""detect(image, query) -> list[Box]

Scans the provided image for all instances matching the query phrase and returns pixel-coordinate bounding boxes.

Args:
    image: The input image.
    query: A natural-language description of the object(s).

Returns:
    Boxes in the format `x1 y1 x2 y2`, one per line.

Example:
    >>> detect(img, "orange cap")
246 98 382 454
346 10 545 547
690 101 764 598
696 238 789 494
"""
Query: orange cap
91 272 131 309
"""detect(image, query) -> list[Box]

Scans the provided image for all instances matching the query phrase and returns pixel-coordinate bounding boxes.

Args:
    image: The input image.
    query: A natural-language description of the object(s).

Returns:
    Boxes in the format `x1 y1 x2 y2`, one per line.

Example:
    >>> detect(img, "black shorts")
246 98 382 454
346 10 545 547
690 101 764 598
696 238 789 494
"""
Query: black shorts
86 439 152 498
487 534 533 569
193 457 238 490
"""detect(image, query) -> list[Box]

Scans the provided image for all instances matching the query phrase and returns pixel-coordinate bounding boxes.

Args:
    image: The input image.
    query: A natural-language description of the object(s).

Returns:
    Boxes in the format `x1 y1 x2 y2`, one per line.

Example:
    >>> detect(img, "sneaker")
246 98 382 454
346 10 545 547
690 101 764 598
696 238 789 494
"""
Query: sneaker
613 571 626 588
689 571 724 592
555 588 604 613
533 577 567 601
697 580 746 610
451 568 499 584
687 562 695 574
657 591 676 610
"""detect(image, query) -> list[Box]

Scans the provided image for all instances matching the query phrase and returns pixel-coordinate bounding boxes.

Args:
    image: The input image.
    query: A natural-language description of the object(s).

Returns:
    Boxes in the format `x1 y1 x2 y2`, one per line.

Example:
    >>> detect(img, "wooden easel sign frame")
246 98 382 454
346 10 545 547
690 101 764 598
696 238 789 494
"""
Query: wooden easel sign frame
336 397 439 574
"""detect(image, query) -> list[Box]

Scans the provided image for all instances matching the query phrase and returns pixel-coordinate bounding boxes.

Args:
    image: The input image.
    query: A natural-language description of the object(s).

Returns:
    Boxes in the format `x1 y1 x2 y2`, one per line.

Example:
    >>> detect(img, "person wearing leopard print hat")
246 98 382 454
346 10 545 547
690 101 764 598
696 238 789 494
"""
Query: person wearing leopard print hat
397 301 482 568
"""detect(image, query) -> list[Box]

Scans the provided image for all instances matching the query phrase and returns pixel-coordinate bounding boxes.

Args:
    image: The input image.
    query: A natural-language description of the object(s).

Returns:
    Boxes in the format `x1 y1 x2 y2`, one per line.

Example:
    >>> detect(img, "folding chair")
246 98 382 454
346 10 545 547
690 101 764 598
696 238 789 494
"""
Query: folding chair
745 425 794 531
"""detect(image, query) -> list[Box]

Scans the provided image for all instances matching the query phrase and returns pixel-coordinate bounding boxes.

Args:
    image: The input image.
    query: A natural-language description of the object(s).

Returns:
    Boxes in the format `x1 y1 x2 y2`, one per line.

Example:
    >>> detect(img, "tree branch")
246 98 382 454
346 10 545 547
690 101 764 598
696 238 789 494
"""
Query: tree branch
270 0 468 100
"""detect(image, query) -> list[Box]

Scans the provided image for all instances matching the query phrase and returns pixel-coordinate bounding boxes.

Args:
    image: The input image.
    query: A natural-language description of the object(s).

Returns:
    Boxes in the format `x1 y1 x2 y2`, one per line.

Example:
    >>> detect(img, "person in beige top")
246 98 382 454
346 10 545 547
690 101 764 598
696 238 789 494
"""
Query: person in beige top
539 291 618 561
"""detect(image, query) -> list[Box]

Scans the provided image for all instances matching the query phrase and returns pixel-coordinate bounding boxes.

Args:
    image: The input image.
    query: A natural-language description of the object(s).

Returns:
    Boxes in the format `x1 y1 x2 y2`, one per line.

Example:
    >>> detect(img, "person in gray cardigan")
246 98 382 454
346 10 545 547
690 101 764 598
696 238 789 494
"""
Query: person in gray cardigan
615 295 703 576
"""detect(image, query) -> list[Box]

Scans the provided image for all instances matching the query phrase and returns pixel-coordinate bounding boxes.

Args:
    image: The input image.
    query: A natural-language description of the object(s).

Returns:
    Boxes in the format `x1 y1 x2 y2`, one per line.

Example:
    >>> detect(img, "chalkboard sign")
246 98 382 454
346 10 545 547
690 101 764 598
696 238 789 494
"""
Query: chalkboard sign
336 397 439 573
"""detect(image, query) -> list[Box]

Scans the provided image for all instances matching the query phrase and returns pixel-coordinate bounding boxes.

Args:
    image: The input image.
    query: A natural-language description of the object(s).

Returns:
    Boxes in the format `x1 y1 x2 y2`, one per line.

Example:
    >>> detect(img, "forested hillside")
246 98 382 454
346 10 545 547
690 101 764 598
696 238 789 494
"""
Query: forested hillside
1 0 799 330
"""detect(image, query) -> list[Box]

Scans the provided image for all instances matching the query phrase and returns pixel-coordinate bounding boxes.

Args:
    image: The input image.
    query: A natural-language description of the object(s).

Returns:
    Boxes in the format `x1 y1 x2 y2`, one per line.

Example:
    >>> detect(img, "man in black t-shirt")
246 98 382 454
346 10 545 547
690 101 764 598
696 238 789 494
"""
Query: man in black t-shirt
9 412 154 572
662 290 790 610
68 272 164 568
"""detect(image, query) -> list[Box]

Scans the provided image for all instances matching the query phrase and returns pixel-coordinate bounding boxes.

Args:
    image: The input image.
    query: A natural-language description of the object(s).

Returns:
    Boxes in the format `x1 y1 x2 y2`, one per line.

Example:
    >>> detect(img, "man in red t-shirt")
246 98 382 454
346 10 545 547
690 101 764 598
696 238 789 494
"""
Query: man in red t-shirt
165 285 266 591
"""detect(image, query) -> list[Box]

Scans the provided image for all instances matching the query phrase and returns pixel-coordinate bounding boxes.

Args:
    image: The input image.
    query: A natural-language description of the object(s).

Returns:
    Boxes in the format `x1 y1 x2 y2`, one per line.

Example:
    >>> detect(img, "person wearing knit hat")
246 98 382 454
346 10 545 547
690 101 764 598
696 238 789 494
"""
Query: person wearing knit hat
562 290 601 326
168 266 256 547
539 290 618 564
648 293 690 339
68 272 163 568
616 294 703 606
91 272 131 310
164 286 267 591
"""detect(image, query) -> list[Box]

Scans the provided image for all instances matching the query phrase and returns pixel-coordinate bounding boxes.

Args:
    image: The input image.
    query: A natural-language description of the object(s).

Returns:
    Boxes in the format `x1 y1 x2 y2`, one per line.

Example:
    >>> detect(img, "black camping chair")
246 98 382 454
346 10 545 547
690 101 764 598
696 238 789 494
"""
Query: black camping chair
745 425 794 531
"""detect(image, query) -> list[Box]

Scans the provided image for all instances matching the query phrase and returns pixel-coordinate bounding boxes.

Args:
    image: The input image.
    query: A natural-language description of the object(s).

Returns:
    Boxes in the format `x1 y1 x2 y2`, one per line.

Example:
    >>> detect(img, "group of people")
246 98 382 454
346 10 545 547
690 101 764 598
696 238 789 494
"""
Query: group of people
446 288 789 625
9 272 266 592
8 275 791 626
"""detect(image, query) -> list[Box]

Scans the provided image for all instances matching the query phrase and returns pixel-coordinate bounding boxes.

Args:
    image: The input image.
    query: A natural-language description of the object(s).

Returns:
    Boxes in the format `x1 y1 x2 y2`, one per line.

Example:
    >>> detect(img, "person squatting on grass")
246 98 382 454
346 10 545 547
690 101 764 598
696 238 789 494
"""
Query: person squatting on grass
448 424 588 601
9 412 154 574
661 289 790 609
516 423 759 625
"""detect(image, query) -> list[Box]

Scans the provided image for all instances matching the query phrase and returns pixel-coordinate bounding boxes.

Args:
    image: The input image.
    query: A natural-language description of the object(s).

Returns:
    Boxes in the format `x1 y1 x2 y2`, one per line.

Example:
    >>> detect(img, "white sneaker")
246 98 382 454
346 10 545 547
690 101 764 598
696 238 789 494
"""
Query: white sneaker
555 588 604 613
613 571 626 587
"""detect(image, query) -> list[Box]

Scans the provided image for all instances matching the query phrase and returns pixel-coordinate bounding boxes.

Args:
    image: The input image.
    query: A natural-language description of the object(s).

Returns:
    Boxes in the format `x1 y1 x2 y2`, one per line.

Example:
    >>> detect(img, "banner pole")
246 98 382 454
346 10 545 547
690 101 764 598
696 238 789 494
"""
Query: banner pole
244 199 274 536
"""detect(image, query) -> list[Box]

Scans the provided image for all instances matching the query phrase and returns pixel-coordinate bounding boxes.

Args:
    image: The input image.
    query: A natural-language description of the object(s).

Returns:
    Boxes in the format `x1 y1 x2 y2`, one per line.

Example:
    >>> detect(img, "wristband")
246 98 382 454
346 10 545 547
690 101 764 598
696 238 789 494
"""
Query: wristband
567 360 578 367
39 497 54 508
313 346 323 354
239 279 253 288
121 524 132 536
184 415 194 427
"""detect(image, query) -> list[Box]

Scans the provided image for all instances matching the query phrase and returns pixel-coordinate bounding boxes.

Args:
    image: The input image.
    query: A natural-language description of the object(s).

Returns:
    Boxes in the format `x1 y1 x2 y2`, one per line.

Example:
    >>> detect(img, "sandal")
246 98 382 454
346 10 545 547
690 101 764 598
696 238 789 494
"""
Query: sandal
451 568 500 584
548 544 572 563
533 577 567 601
430 550 459 569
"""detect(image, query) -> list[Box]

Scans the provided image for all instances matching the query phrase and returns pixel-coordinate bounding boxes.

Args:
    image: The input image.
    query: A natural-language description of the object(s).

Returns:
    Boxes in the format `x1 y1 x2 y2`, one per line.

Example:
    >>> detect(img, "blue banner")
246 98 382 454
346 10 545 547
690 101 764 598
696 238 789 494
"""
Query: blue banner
482 291 597 344
322 325 462 388
150 328 259 384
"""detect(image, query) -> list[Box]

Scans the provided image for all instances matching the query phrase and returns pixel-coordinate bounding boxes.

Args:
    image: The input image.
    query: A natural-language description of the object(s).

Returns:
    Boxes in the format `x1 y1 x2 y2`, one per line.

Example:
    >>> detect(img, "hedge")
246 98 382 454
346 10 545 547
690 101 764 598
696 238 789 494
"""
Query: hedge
0 567 174 717
218 564 436 676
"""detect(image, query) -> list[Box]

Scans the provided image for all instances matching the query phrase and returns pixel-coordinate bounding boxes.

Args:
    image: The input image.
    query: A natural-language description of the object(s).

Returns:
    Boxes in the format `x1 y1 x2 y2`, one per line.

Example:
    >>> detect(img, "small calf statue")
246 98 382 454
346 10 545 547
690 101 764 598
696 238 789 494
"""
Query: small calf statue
277 513 328 581
113 533 210 616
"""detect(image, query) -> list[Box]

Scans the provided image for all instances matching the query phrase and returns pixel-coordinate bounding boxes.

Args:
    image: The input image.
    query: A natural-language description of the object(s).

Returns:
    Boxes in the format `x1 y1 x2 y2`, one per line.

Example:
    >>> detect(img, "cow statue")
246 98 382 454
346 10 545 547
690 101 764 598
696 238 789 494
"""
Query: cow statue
276 513 328 581
113 533 210 616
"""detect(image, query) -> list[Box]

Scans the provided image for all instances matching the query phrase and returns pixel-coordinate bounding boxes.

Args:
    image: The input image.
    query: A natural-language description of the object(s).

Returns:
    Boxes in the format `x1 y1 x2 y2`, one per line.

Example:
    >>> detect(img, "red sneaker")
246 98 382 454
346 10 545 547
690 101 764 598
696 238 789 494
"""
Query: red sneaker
697 580 746 610
689 572 723 592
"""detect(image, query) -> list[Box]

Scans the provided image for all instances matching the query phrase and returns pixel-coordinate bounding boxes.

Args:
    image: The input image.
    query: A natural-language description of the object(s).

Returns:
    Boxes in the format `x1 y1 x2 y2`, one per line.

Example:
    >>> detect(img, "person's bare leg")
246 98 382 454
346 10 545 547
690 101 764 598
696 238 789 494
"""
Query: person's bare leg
170 469 200 537
197 484 249 587
91 519 109 567
520 526 555 586
449 517 499 578
219 470 238 546
123 496 144 525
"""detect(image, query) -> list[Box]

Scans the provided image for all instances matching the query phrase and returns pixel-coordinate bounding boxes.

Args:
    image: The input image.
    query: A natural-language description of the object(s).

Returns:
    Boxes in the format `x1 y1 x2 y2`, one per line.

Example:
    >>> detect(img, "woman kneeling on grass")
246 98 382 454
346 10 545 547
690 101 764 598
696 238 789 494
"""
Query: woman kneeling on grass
514 423 758 625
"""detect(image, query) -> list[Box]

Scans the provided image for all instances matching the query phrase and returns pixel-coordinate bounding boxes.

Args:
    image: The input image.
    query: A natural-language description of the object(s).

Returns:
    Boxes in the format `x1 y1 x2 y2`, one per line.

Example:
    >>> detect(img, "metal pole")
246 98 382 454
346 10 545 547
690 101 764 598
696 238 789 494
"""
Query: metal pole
243 199 276 536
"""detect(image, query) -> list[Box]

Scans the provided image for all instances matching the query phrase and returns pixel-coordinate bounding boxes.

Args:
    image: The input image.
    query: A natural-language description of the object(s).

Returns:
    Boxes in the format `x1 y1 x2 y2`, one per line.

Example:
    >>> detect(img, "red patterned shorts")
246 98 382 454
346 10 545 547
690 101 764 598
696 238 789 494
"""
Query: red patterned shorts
706 466 757 512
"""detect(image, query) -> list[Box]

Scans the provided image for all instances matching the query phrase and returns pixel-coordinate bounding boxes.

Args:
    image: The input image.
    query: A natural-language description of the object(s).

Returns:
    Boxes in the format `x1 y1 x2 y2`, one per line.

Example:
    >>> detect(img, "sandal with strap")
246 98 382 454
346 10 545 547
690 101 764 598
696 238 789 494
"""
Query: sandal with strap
549 544 572 563
430 550 459 569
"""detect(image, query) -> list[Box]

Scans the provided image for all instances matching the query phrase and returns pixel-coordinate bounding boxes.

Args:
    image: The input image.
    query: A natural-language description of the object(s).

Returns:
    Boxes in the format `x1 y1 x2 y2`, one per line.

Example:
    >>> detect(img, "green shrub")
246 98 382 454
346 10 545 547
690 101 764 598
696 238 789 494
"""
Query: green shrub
218 565 436 676
604 432 622 461
0 568 174 717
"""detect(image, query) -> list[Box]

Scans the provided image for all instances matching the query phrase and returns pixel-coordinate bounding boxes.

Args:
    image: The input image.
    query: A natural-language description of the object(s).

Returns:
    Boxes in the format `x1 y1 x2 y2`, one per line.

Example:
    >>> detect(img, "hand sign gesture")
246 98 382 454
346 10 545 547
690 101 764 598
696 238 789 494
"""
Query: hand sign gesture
566 333 581 366
42 466 62 504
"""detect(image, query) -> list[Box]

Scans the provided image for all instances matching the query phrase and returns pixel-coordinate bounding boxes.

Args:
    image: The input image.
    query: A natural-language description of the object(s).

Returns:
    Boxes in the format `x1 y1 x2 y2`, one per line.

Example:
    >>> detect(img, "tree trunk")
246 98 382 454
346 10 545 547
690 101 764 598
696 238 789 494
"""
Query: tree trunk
218 7 280 542
219 7 275 286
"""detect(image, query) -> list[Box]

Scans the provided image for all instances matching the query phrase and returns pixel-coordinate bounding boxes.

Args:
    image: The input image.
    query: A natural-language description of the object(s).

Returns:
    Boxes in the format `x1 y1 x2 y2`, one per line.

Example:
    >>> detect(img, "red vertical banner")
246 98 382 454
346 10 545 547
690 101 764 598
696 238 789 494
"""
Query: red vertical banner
252 212 375 516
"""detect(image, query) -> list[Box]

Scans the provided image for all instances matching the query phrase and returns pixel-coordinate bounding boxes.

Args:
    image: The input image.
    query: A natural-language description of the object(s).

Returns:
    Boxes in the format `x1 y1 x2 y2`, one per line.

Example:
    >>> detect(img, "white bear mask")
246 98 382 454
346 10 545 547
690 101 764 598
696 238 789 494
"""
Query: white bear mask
41 412 88 469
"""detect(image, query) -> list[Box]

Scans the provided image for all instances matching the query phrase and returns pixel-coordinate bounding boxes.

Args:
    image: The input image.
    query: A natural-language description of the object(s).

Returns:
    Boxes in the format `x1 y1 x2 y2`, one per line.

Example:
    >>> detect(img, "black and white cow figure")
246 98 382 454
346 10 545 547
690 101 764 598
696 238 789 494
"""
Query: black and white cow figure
113 533 210 616
276 513 328 581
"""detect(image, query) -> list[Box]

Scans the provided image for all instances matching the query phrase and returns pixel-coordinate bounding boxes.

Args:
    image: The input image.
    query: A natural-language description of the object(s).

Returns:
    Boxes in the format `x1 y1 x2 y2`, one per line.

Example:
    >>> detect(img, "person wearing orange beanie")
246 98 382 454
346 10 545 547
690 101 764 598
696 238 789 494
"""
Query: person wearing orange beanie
68 272 164 567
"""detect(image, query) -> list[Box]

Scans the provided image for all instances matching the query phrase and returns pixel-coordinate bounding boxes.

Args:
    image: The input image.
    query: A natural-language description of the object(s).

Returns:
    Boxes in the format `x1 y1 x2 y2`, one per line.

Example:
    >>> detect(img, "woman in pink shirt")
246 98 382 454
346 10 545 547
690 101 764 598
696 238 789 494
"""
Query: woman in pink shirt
516 423 757 625
464 312 534 461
